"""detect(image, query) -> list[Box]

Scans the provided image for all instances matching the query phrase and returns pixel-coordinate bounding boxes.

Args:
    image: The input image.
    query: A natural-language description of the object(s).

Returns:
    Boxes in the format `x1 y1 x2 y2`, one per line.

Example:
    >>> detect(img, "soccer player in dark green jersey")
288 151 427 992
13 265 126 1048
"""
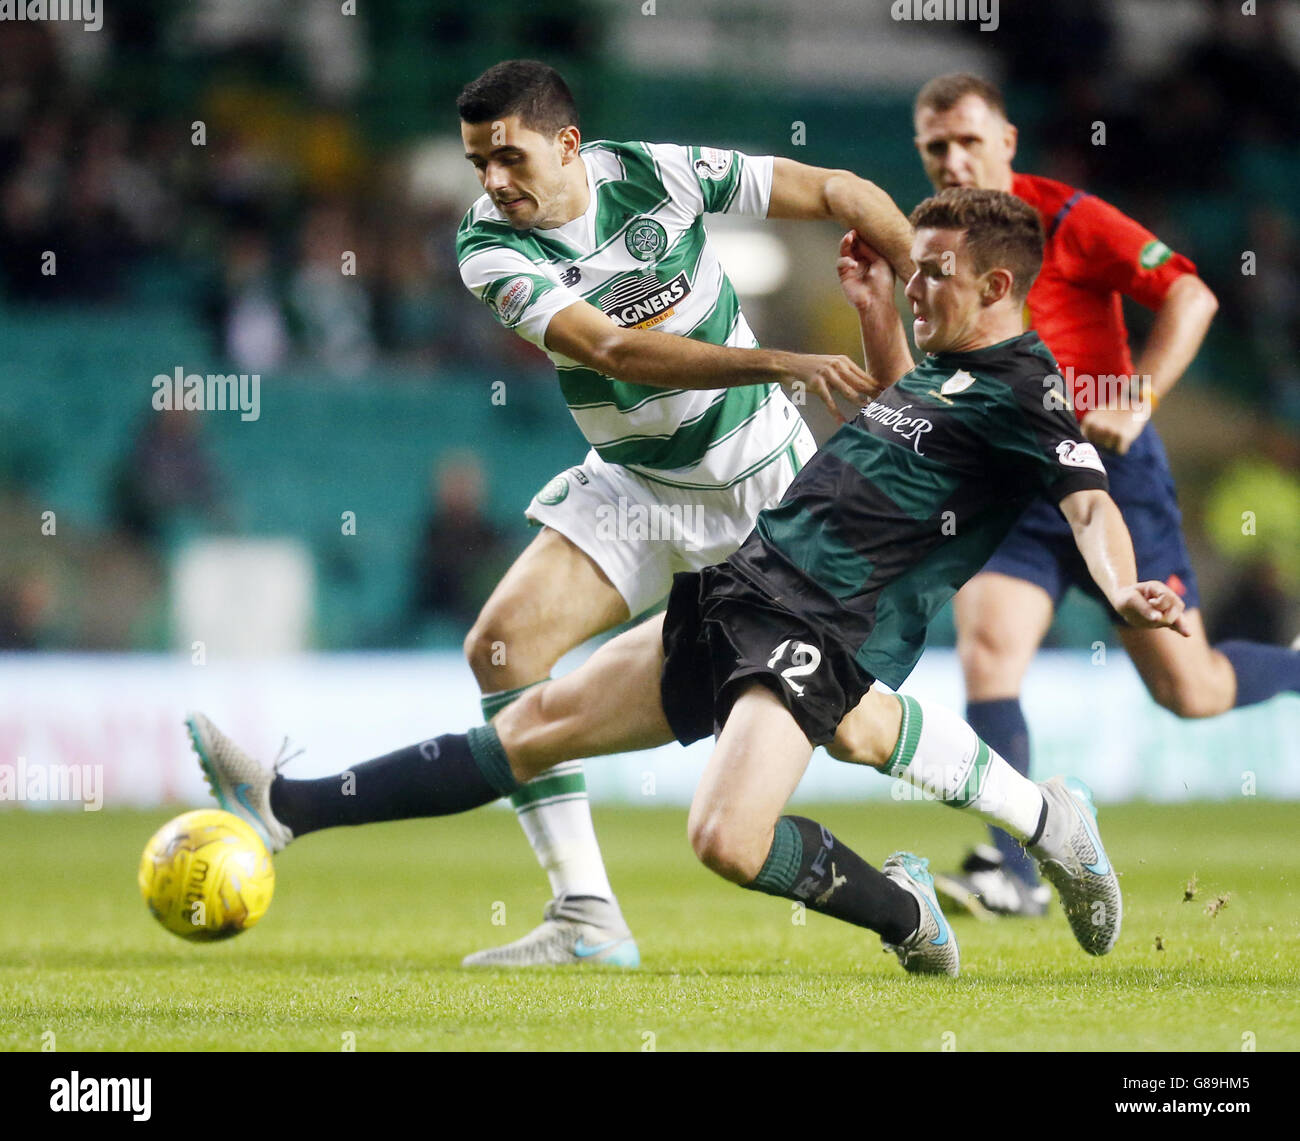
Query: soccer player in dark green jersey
188 189 1187 977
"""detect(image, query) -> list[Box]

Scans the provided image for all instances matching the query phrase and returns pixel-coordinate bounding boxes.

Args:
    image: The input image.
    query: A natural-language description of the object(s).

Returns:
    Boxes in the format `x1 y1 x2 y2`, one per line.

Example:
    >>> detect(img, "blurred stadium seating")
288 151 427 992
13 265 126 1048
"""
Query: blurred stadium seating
1 0 1296 652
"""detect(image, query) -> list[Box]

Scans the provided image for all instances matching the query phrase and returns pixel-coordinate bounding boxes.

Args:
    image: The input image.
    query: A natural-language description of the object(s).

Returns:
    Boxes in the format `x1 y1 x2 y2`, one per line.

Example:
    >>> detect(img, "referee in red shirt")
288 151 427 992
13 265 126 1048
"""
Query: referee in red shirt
904 74 1300 918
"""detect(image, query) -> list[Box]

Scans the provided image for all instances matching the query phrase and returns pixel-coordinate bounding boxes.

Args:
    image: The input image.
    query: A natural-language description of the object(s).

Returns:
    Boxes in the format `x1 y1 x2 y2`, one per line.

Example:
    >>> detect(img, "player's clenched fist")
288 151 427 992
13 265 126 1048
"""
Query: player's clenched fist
1081 406 1148 457
836 229 897 311
1114 581 1191 637
784 352 884 422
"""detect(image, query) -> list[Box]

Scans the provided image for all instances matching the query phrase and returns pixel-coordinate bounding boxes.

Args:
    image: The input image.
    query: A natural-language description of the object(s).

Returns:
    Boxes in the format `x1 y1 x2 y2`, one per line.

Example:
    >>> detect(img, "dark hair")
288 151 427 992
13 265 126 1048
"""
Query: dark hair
456 60 579 136
909 188 1043 301
914 72 1006 119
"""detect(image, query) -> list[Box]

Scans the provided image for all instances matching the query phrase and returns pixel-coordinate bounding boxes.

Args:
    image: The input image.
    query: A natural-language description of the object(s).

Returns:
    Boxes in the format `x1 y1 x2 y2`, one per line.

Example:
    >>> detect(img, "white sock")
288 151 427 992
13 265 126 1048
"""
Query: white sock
511 761 616 902
885 694 1046 841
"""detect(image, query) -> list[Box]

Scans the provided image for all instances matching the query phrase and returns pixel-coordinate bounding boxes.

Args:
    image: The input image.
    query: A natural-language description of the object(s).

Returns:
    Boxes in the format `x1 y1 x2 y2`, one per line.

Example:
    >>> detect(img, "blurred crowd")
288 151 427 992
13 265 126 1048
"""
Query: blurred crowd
0 3 551 649
0 0 1296 650
0 9 547 378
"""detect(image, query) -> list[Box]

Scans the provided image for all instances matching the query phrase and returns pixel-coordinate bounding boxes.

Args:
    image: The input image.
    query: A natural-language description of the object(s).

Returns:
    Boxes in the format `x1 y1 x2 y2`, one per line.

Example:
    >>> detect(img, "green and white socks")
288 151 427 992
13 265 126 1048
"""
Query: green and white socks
883 693 1048 844
482 683 617 903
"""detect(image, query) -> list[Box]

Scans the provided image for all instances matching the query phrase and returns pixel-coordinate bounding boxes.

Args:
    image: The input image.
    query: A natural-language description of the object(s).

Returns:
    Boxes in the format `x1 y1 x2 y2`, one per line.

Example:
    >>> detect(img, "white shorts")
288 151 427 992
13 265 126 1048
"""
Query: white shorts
525 425 817 618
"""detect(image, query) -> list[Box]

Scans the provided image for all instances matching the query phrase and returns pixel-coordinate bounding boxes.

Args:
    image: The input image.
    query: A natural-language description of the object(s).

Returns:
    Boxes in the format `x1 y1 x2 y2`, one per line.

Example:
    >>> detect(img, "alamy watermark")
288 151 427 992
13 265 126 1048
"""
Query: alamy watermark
891 0 998 33
49 1072 150 1121
0 757 103 810
594 497 706 551
1043 367 1153 416
152 368 261 422
0 1 102 32
890 761 975 804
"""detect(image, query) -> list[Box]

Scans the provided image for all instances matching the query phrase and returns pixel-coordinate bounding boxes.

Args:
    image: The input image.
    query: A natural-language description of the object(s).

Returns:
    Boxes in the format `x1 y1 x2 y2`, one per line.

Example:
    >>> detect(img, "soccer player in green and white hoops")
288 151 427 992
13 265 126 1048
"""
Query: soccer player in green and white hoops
452 59 913 966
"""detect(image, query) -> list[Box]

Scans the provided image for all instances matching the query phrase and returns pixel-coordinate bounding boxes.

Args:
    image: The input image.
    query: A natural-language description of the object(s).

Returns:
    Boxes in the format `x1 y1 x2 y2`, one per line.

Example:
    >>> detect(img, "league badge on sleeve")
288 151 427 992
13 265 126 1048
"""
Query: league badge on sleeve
1055 440 1107 473
492 276 534 327
693 147 734 181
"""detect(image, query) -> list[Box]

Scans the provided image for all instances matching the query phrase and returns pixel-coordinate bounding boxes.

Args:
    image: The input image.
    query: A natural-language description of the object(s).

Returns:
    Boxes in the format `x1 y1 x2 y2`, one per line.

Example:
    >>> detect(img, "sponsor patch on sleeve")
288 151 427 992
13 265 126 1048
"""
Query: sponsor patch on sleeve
491 276 534 326
1138 239 1173 270
1056 440 1107 474
693 147 734 181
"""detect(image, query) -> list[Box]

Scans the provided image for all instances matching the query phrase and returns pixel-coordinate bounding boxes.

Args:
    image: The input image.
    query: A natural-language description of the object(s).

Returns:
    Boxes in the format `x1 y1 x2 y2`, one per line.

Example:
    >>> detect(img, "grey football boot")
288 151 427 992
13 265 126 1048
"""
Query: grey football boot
1028 776 1122 956
880 852 960 977
186 712 294 853
462 893 640 968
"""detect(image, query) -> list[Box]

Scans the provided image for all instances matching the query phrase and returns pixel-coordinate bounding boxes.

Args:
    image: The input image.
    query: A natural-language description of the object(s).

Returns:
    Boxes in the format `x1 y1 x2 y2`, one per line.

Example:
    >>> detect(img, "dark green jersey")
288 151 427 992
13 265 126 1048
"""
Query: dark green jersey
728 331 1109 688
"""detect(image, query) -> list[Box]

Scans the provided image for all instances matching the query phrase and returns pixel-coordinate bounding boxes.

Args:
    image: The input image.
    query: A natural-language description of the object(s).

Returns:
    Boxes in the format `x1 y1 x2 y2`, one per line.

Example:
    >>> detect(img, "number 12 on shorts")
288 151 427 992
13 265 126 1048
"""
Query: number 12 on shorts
767 640 822 697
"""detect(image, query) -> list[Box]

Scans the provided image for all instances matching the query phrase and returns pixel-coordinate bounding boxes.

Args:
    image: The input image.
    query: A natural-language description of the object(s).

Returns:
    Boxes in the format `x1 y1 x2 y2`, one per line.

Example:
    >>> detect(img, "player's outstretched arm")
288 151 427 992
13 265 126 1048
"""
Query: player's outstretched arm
544 296 885 423
836 230 915 387
768 158 916 282
1059 489 1190 636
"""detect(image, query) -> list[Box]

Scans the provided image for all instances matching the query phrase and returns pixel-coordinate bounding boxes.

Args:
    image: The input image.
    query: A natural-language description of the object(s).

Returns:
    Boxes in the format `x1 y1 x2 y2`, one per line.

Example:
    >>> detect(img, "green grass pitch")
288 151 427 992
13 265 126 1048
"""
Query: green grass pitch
3 799 1298 1051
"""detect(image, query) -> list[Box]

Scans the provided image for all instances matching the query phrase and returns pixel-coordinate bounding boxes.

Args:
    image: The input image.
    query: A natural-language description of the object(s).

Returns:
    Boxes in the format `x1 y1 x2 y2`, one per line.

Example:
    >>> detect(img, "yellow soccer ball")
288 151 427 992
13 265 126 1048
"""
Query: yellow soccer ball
138 809 275 941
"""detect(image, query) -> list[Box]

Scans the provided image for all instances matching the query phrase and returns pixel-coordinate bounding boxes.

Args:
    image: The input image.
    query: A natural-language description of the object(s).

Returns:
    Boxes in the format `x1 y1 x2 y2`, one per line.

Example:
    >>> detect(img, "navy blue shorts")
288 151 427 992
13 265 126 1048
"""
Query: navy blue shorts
982 424 1200 618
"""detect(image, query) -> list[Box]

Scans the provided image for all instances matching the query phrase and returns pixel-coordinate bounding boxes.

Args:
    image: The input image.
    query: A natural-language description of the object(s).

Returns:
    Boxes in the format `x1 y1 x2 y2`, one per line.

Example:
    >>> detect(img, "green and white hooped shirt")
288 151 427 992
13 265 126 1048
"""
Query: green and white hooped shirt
457 141 805 491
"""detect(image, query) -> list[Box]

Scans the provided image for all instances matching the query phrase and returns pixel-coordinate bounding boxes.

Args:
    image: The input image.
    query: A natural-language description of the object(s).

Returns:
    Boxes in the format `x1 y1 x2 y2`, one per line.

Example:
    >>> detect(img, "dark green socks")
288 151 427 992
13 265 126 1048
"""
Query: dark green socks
746 815 919 944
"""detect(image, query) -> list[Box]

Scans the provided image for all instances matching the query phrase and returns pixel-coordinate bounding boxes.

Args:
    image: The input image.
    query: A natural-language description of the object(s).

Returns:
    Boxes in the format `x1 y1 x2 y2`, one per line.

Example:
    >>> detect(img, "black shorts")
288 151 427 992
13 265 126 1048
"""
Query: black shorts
659 563 876 747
